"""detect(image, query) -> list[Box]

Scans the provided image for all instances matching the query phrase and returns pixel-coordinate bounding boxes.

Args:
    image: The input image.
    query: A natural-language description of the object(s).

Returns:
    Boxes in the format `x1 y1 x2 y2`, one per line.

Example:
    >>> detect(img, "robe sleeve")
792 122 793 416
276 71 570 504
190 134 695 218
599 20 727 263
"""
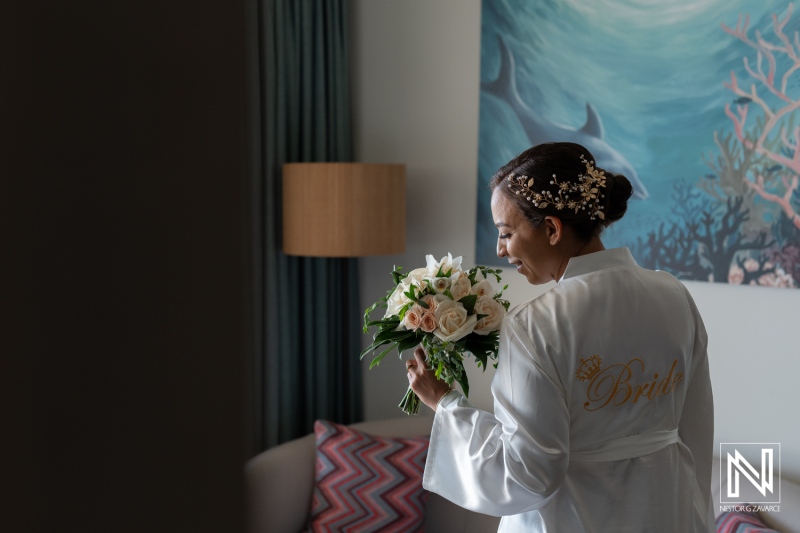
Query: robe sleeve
676 287 715 532
422 314 570 516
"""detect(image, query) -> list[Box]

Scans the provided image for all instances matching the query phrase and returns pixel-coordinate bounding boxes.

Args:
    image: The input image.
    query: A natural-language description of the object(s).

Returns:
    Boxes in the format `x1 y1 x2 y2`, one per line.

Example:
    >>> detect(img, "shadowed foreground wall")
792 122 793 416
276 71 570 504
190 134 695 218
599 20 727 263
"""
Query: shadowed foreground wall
0 1 250 530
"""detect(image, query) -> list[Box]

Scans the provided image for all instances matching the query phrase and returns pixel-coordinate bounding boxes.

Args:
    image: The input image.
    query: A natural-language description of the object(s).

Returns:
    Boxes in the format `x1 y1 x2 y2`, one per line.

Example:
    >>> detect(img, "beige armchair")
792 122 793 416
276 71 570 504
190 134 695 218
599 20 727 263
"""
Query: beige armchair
245 415 501 533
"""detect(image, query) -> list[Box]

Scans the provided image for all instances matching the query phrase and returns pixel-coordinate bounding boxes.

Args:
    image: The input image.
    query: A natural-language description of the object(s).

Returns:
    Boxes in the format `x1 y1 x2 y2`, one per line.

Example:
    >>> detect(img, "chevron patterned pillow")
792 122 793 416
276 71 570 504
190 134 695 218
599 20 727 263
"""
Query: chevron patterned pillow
307 420 429 533
716 509 778 533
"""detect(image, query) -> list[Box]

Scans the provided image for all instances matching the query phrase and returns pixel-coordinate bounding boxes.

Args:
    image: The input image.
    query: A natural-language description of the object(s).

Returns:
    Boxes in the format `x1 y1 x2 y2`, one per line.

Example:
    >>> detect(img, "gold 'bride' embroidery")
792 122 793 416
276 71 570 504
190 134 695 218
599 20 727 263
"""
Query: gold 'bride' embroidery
575 356 684 412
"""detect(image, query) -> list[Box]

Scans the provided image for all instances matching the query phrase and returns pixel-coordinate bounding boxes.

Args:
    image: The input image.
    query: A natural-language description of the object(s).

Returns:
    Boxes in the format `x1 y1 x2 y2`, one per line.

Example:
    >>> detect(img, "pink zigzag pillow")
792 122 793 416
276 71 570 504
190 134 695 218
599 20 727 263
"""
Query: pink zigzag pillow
716 509 779 533
307 420 429 533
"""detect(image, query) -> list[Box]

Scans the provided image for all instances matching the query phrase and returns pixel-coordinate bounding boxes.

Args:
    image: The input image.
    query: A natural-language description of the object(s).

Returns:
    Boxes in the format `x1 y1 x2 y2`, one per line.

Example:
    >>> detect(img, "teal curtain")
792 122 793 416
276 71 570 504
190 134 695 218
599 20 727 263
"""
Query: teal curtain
252 0 363 451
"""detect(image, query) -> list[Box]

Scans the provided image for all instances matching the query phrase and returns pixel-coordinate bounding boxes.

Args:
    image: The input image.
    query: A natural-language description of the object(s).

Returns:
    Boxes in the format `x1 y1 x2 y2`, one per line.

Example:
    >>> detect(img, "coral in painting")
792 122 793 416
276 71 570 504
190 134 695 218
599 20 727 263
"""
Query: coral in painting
631 182 774 283
632 5 800 288
722 6 800 229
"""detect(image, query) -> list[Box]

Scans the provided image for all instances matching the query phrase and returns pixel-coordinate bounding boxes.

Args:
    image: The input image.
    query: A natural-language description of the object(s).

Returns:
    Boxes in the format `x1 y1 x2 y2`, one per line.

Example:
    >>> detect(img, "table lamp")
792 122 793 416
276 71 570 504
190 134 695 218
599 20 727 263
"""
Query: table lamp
282 163 406 257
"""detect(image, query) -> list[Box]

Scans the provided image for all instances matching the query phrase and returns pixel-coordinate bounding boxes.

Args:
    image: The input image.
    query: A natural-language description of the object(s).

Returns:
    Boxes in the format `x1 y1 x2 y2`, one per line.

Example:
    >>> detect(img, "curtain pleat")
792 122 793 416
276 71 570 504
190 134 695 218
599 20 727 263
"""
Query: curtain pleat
254 0 362 452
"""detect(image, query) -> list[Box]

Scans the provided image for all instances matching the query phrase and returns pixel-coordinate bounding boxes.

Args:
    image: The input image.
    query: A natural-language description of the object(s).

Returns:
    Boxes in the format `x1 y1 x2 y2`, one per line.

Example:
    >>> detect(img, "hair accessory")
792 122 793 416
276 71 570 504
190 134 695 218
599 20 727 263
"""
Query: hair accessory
506 155 608 220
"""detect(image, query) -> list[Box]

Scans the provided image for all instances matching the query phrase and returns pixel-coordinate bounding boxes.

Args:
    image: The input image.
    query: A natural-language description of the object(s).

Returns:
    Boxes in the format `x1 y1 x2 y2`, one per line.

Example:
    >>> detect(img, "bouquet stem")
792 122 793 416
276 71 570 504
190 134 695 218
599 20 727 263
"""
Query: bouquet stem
398 386 421 415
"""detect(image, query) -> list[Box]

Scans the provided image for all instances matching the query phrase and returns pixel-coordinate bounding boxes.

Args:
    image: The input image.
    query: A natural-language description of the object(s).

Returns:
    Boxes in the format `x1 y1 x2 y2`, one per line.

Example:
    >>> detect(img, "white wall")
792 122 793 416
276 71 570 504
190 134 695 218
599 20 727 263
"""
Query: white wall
351 0 800 482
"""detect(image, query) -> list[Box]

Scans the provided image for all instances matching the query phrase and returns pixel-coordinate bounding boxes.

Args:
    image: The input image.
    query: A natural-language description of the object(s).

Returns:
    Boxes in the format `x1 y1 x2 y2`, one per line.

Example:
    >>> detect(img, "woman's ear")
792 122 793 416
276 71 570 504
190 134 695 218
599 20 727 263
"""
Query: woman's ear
544 216 563 246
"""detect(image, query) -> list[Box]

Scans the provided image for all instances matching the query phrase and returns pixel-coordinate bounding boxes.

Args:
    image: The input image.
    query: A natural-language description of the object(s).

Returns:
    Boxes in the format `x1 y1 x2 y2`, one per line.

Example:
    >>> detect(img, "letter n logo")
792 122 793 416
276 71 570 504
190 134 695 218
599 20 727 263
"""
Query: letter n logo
719 443 781 504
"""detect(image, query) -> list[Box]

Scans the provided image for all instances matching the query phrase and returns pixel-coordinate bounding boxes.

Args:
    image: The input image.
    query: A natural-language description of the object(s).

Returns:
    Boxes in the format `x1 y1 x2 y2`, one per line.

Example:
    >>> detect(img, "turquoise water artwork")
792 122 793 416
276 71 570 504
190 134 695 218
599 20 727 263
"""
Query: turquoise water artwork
476 0 800 288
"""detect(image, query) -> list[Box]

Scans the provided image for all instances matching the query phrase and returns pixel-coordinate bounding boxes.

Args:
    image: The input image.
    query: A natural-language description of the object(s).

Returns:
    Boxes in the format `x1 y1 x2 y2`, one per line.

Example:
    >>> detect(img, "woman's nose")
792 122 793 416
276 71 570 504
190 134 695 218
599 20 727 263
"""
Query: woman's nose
497 238 506 258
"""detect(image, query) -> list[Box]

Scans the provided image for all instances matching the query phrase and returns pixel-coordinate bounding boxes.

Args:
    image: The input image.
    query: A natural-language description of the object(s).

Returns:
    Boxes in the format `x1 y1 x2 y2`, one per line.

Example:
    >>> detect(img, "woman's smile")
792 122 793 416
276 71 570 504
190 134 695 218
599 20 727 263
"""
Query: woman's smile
491 189 557 285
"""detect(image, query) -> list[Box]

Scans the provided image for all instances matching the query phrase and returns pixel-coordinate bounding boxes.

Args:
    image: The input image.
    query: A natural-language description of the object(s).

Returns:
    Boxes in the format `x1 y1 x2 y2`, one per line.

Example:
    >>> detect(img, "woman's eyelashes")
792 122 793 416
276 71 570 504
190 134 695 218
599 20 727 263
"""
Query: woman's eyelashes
499 233 511 240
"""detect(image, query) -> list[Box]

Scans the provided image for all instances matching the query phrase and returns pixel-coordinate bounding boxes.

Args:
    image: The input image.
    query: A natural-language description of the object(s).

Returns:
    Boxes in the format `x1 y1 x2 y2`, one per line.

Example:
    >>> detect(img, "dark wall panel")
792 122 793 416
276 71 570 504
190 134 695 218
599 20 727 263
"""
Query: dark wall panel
0 2 250 531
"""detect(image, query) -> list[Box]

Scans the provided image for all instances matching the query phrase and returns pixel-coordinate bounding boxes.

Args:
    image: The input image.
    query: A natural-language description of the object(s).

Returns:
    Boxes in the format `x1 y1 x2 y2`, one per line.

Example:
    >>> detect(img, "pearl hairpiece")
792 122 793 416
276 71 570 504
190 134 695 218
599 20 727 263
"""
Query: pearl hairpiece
506 155 608 221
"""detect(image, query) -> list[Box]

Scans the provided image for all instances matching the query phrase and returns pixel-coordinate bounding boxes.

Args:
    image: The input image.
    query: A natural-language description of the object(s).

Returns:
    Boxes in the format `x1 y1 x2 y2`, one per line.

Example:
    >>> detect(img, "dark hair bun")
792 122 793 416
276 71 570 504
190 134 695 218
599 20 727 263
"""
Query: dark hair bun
602 171 633 226
488 142 634 240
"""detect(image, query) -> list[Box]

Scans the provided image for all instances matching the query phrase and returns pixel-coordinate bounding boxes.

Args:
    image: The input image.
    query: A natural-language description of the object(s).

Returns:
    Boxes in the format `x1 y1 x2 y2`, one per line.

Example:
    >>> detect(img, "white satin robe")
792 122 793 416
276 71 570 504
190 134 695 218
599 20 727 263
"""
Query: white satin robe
423 248 715 532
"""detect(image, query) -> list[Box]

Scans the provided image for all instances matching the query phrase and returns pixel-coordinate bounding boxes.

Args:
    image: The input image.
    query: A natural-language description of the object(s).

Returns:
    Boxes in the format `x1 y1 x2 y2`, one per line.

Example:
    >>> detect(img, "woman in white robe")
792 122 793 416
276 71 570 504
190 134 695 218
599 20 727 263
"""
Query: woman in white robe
407 142 715 533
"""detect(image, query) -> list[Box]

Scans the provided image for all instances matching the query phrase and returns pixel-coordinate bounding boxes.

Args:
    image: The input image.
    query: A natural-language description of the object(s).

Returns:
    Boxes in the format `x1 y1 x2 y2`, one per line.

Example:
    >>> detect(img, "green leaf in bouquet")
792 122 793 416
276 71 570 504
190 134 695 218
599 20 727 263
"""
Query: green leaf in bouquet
360 323 404 359
448 352 464 381
461 332 500 371
470 265 503 285
366 318 396 328
361 328 416 362
450 349 464 362
391 266 406 286
454 360 470 397
403 284 417 302
458 294 478 315
360 339 389 360
494 284 508 300
396 333 421 354
416 299 429 309
374 326 410 345
369 343 397 369
397 301 413 319
362 298 387 332
443 289 454 300
377 317 401 329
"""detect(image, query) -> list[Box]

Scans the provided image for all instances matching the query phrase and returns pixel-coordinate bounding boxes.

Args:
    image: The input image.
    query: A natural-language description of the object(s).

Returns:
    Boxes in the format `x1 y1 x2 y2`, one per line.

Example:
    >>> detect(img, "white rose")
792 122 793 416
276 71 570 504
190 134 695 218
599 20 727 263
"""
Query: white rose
450 273 472 301
406 267 429 279
430 277 451 294
426 253 463 276
403 268 430 283
405 267 431 292
433 300 477 342
384 282 411 318
473 297 506 335
470 279 495 299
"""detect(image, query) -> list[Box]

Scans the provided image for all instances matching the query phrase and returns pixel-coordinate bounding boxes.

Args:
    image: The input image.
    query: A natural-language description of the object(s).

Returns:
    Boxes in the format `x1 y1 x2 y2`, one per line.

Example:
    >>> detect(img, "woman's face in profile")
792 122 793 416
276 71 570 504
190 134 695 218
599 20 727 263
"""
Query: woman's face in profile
491 188 559 285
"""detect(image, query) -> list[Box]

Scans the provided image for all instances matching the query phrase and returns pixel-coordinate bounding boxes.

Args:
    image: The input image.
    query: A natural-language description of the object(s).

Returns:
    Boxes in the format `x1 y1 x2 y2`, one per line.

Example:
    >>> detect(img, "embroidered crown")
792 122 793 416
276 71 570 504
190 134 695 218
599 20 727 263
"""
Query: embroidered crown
575 355 603 382
506 155 608 221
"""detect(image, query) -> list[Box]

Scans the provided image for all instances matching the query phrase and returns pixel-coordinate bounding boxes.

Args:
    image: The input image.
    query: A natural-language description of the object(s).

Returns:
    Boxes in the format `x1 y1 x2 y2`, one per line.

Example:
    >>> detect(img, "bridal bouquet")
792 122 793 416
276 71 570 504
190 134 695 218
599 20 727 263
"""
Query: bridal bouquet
361 253 510 415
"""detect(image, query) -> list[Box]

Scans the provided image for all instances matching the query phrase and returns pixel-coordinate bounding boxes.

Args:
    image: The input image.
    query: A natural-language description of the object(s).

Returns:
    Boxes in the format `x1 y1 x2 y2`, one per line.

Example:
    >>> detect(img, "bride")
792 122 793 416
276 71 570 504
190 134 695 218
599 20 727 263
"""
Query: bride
407 142 714 533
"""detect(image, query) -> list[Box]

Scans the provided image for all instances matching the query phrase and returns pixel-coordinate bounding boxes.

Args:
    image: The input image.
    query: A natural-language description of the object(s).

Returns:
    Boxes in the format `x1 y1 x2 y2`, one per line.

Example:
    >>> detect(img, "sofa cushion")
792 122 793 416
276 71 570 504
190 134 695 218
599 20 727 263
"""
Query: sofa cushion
307 419 429 533
716 508 779 532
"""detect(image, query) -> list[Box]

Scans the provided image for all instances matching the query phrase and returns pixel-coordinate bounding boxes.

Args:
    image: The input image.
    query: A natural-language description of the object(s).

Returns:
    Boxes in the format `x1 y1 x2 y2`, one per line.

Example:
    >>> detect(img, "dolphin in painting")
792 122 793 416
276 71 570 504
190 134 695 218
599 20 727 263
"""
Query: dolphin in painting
482 35 648 200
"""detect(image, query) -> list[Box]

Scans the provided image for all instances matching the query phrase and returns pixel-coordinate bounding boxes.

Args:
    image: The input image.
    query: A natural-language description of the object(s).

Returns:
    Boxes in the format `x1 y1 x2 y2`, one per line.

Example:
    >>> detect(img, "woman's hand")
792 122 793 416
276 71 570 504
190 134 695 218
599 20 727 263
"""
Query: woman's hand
407 346 452 411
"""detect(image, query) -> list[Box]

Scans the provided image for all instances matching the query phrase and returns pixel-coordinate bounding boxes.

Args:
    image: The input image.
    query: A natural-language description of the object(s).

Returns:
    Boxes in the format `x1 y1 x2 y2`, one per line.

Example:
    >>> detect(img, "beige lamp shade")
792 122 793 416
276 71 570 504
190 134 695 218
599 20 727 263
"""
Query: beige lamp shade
282 163 406 257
